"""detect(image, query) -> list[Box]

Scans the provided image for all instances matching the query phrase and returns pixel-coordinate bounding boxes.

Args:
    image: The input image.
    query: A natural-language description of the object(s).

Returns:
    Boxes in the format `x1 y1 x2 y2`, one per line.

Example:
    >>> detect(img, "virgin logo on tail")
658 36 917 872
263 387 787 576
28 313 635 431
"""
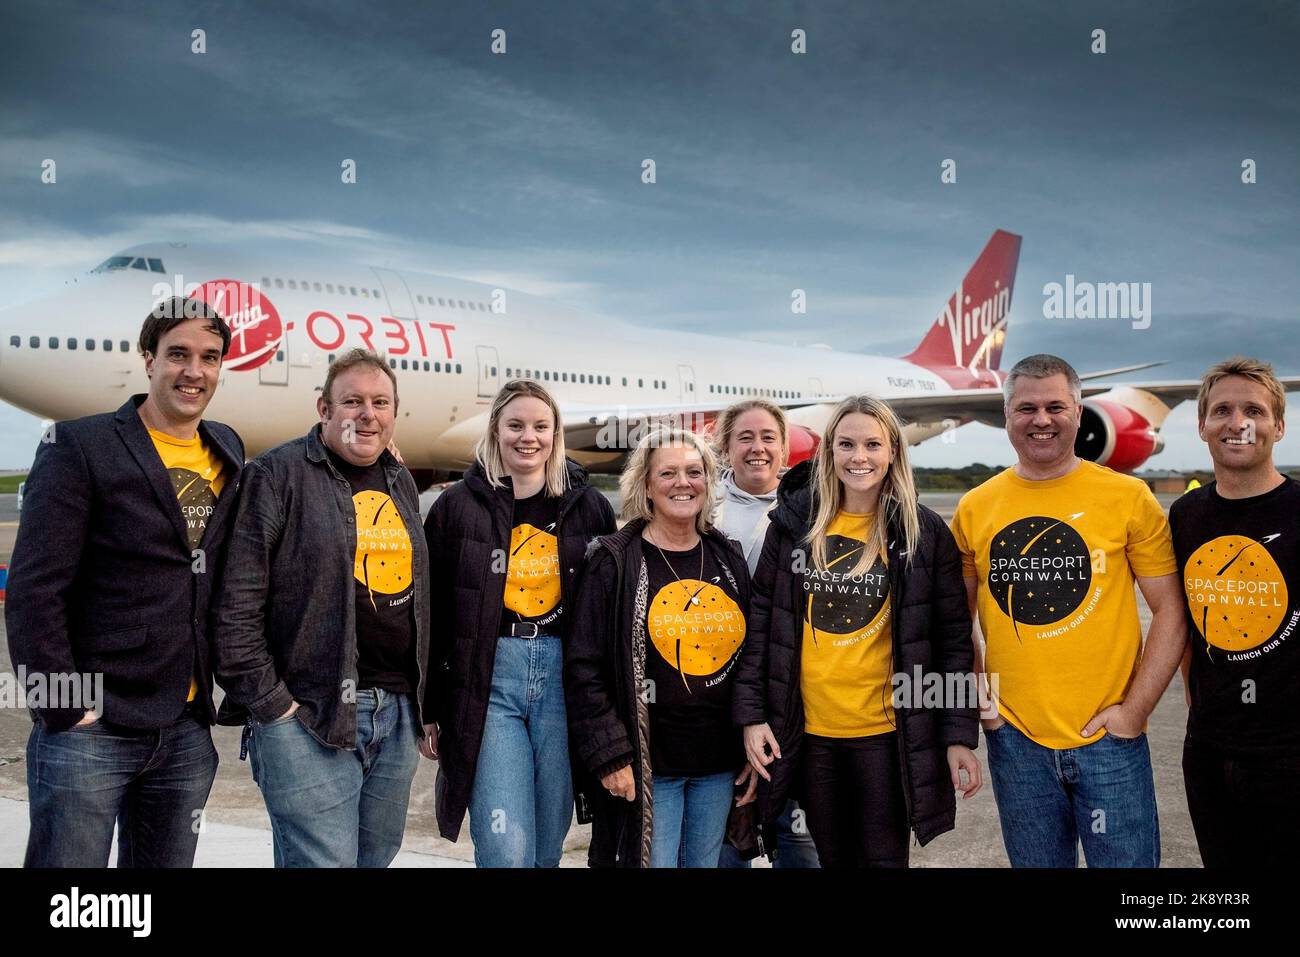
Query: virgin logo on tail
905 229 1022 376
937 279 1012 369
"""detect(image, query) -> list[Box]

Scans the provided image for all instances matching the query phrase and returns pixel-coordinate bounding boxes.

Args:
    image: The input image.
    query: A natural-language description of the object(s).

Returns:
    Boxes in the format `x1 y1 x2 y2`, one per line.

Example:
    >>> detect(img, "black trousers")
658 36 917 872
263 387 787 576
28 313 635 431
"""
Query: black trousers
800 732 909 868
1182 736 1300 867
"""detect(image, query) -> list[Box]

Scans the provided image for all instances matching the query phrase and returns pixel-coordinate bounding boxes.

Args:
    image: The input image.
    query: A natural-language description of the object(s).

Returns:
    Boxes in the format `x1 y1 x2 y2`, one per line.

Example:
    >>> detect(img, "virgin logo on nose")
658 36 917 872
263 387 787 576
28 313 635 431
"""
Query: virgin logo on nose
190 279 284 372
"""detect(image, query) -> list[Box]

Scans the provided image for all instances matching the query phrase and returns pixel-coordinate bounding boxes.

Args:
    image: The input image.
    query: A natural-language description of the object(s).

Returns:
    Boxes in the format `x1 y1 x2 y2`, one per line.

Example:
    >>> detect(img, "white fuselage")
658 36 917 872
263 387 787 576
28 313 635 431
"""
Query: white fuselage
0 246 962 468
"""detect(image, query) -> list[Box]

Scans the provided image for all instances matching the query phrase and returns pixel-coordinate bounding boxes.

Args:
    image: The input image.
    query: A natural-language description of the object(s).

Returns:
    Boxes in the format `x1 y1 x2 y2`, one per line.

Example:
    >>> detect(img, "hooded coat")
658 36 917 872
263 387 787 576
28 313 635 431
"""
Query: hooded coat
423 458 616 841
730 461 978 846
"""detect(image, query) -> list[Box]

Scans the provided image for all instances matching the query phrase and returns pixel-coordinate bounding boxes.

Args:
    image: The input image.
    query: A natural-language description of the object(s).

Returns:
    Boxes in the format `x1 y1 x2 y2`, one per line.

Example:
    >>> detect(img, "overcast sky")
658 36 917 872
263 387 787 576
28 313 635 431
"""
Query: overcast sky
2 0 1297 469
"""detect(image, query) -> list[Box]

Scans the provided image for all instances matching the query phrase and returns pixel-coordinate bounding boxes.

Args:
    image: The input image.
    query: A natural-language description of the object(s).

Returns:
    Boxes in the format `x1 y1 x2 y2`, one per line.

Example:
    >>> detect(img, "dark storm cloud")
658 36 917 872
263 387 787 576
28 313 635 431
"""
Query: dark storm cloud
0 0 1297 468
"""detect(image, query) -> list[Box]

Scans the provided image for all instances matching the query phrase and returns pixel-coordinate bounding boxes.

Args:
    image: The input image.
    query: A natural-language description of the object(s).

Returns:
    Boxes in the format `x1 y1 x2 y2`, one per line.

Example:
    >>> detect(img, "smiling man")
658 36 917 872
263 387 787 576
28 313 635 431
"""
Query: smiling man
6 296 244 867
950 353 1186 867
214 348 431 867
1170 357 1300 867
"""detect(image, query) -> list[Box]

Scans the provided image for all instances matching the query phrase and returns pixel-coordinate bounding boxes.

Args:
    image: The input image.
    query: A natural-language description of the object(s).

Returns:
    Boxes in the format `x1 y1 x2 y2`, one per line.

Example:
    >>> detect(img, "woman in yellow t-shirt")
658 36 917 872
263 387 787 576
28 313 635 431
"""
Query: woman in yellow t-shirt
734 395 983 866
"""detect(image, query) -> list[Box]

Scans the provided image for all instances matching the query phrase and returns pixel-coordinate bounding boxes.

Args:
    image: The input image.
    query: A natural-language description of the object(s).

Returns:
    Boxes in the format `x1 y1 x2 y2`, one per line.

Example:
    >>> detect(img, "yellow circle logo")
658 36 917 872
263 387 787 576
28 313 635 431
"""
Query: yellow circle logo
648 580 746 691
1184 534 1288 651
504 523 561 617
353 491 412 598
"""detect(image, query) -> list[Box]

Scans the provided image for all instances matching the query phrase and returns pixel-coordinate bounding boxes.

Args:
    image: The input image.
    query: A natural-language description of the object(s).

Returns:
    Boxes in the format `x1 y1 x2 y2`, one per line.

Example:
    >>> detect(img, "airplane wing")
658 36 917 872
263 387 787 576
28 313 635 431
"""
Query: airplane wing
562 374 1300 449
1077 361 1165 380
888 376 1300 429
559 397 835 451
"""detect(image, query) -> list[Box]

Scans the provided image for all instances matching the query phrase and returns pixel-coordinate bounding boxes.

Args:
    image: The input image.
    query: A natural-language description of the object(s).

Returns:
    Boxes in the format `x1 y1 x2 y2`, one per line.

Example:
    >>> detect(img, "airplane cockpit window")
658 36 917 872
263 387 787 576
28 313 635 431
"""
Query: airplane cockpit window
91 256 133 272
147 258 165 273
131 258 149 270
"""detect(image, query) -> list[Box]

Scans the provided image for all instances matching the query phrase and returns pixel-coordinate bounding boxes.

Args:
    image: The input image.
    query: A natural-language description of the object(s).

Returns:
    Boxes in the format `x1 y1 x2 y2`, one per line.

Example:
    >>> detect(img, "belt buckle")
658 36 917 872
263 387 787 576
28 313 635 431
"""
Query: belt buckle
513 622 540 639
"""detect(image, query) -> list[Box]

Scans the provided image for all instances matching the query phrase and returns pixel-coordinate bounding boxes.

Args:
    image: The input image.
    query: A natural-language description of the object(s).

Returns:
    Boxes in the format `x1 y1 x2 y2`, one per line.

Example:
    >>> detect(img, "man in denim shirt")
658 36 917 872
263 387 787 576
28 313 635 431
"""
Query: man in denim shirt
215 348 431 867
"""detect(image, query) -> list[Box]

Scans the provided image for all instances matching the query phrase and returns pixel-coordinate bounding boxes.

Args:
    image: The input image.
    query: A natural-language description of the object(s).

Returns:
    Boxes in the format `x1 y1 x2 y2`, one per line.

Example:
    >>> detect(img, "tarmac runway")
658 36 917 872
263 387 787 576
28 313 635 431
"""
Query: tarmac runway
0 491 1200 867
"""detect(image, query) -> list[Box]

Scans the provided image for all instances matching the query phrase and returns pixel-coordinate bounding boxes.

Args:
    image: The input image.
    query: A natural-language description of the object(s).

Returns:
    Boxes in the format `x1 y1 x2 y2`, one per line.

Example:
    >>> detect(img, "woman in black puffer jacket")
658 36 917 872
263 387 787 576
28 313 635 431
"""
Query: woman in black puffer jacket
422 379 615 867
732 395 981 867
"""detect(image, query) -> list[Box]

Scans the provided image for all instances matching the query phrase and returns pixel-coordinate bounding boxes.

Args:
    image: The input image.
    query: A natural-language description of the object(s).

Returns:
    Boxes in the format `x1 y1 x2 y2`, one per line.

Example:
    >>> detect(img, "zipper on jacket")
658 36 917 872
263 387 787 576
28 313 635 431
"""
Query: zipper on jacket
887 539 915 828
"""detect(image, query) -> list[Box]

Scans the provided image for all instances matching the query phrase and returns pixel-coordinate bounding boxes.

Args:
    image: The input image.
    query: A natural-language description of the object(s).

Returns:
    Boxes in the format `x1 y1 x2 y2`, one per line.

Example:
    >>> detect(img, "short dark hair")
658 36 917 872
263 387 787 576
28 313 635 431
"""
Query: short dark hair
322 348 399 407
1003 353 1082 410
138 297 231 358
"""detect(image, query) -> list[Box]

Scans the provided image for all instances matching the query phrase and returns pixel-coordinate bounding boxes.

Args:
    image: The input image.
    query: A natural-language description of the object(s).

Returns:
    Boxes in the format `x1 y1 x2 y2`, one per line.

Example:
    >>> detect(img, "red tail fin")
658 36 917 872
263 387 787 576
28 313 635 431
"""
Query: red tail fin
904 229 1021 372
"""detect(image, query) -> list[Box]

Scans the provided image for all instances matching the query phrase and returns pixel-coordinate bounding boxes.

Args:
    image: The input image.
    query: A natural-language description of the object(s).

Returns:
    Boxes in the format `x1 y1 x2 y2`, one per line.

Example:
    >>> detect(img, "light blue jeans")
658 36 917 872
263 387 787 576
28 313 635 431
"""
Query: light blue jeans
985 720 1159 867
249 688 420 868
650 771 735 868
468 635 573 867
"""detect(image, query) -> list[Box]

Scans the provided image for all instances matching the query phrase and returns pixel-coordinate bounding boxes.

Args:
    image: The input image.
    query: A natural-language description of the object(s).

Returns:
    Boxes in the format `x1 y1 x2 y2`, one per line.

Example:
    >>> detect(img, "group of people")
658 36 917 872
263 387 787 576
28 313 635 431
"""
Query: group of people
7 296 1296 869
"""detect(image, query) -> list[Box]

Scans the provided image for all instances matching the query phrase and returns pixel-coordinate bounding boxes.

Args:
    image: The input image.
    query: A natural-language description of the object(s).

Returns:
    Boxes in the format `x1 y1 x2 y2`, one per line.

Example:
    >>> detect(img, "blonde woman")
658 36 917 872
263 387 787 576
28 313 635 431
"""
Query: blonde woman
733 396 982 867
711 400 820 868
565 428 757 867
422 379 616 867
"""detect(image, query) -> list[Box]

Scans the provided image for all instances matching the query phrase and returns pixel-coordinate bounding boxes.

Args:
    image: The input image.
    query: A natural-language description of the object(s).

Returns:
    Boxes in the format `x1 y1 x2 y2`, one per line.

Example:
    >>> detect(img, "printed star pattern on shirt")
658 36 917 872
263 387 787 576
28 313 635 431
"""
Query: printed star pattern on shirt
951 461 1177 749
149 428 225 703
500 491 564 632
1171 478 1300 758
801 511 896 738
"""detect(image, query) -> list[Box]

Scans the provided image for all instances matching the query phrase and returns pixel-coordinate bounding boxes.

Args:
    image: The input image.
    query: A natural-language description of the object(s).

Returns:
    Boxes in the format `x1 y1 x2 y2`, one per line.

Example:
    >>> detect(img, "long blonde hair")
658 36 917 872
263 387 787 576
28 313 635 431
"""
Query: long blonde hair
619 428 719 534
474 379 570 497
807 396 919 574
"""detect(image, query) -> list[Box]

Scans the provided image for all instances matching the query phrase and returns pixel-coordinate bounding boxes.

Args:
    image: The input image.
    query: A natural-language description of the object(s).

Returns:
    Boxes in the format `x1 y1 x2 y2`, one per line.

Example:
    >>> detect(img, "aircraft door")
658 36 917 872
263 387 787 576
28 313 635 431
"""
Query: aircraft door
677 364 696 402
373 267 417 319
807 377 824 398
259 324 289 385
476 345 500 400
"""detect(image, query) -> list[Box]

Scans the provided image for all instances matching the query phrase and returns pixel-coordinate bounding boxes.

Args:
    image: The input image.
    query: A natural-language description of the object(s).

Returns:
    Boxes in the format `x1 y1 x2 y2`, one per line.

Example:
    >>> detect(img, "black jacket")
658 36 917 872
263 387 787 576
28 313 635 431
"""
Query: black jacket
214 425 430 749
423 458 616 841
5 395 244 731
731 461 978 846
565 519 752 868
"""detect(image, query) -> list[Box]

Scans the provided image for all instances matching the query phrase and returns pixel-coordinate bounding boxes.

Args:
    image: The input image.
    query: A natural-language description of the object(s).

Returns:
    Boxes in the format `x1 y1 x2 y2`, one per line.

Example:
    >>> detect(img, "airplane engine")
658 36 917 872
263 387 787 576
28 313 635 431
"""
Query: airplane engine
787 425 821 466
1075 392 1167 472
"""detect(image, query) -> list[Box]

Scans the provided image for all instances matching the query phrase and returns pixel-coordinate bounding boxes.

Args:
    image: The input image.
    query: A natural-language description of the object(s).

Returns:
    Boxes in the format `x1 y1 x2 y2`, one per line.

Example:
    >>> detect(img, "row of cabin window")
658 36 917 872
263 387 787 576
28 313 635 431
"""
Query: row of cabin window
11 336 131 352
3 338 473 379
378 357 463 374
5 338 803 400
502 369 684 390
505 367 617 386
261 277 490 313
264 277 384 300
709 383 803 399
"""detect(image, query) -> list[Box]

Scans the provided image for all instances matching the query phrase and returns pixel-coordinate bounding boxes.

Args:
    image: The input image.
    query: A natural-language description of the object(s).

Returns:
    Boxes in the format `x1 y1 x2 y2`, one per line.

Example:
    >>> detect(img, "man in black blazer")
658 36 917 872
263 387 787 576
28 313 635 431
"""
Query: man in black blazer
6 296 245 867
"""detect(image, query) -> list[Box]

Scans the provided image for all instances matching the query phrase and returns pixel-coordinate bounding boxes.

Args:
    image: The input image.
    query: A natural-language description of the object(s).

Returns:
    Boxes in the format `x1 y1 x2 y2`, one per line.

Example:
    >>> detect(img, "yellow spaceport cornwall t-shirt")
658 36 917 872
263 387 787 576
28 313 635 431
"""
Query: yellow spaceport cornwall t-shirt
800 511 896 738
150 428 226 703
950 460 1176 749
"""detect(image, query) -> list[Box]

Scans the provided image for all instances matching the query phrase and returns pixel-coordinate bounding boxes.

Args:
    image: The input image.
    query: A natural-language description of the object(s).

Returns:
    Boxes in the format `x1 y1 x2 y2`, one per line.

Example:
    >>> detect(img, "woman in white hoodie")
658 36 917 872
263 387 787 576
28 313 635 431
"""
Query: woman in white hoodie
712 399 821 869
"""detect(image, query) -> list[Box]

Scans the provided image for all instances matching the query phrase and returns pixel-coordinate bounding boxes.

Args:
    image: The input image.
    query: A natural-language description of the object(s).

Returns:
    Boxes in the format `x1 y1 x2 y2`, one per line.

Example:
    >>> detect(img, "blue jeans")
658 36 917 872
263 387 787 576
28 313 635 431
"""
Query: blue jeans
249 688 420 868
25 709 218 868
718 799 821 868
985 721 1159 867
468 635 573 867
651 771 735 868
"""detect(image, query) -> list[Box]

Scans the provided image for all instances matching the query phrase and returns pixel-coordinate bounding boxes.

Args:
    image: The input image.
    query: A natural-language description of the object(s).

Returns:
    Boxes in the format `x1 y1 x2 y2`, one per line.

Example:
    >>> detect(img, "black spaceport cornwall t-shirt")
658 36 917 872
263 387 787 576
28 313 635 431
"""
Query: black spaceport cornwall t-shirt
1171 477 1300 757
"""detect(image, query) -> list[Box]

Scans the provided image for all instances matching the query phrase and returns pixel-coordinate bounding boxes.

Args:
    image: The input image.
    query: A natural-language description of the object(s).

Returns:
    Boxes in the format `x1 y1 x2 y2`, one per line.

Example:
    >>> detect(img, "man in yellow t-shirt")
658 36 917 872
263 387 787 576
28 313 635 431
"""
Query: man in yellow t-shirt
951 354 1186 868
7 296 244 868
